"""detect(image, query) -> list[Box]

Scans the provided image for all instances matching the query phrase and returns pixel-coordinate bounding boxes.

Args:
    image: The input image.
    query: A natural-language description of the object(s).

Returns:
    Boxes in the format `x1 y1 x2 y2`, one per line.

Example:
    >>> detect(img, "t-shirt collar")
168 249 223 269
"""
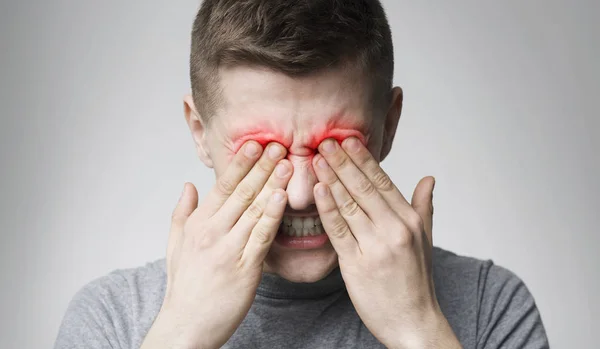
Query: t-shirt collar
256 267 346 299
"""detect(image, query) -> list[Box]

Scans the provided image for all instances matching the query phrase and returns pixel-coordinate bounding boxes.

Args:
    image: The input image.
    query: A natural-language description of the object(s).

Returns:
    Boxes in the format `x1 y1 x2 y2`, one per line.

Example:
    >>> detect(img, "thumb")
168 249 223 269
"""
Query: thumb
171 182 198 230
411 176 435 247
168 182 198 258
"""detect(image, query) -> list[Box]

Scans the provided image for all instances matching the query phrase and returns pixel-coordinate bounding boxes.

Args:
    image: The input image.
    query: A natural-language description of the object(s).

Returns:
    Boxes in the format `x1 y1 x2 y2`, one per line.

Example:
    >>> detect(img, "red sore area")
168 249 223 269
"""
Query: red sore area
232 128 366 155
308 129 366 150
232 131 291 154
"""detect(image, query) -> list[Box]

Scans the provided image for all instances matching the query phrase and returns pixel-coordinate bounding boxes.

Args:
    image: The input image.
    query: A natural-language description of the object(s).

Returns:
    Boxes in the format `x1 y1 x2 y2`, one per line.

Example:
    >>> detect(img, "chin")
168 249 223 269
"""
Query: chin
264 244 339 283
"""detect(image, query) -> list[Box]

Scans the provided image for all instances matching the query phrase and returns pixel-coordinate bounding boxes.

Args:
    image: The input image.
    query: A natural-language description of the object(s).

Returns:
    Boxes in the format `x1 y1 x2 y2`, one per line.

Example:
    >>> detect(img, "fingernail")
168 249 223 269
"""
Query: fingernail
317 157 329 169
268 144 283 159
321 139 337 154
272 191 284 202
275 163 290 177
245 143 259 157
317 184 328 197
344 137 361 153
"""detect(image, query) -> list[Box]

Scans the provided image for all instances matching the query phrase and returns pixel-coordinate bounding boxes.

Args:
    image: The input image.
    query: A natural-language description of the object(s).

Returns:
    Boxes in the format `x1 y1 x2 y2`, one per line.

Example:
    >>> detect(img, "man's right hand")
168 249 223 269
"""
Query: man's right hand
141 141 292 349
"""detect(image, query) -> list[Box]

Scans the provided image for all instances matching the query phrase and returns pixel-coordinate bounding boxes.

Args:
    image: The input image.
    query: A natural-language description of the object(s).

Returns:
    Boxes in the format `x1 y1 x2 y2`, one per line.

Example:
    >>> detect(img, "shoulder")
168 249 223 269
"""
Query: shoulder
74 258 166 315
432 246 530 291
431 247 495 302
432 246 535 303
432 247 549 348
54 259 166 348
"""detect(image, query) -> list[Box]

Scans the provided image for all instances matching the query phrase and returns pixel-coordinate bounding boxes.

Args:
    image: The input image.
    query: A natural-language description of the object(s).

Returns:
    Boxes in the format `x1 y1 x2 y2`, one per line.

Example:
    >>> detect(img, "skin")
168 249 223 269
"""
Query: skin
185 65 399 283
141 65 461 348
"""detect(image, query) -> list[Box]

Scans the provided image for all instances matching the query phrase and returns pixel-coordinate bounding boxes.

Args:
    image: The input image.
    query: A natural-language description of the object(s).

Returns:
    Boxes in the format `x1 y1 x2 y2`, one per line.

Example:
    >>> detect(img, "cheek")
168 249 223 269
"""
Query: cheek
213 144 240 174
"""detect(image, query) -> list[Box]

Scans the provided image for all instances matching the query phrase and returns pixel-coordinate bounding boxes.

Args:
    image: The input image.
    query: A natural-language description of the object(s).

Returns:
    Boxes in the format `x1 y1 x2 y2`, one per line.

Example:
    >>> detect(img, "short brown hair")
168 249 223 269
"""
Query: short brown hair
190 0 394 123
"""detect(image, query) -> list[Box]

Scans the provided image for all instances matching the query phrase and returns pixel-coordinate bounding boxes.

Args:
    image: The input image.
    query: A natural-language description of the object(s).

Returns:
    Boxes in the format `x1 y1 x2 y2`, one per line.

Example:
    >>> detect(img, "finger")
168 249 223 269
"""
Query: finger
214 142 287 230
410 176 435 247
168 182 198 261
317 138 394 222
241 189 288 266
313 183 360 258
200 141 263 218
312 153 373 242
339 137 413 214
229 159 293 242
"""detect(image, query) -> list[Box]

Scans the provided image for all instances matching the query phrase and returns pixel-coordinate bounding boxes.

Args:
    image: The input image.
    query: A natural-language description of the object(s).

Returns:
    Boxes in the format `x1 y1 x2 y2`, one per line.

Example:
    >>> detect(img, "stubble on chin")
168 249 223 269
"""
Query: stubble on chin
262 247 339 283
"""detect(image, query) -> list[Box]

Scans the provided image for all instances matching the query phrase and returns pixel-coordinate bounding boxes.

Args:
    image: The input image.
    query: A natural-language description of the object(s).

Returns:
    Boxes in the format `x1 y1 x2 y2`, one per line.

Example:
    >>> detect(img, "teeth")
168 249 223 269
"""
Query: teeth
283 216 292 226
279 215 324 237
315 225 323 235
292 218 303 229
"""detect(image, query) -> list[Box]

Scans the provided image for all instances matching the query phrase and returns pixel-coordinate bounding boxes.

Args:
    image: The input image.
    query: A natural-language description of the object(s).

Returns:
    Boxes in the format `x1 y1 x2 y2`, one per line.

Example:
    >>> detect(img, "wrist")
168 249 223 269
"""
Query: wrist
141 306 215 349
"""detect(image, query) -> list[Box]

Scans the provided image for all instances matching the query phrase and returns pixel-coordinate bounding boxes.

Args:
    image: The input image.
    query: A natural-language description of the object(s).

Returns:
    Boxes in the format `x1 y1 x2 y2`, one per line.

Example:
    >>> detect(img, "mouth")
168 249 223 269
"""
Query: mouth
278 215 324 237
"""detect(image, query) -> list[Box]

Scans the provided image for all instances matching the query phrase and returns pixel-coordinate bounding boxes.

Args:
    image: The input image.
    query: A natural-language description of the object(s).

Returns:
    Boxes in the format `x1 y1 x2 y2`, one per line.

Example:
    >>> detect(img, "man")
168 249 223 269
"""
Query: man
54 0 549 348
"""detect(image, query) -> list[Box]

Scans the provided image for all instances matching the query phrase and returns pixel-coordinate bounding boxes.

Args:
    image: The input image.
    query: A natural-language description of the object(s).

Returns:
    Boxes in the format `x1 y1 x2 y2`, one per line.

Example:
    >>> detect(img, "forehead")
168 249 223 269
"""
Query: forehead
215 65 374 148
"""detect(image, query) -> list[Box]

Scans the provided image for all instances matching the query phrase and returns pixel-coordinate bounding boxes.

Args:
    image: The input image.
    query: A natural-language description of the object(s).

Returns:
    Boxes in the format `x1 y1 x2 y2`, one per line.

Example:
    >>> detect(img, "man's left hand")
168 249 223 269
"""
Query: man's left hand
312 137 462 349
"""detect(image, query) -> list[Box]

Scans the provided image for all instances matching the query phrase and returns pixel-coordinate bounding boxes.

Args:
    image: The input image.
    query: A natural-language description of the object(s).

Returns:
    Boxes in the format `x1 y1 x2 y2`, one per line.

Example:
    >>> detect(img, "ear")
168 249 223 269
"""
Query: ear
183 94 213 168
379 86 403 162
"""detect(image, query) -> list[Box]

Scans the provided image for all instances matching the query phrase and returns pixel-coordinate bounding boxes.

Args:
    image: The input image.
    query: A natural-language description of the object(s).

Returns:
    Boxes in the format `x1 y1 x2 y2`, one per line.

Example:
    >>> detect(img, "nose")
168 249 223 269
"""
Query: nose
285 155 317 210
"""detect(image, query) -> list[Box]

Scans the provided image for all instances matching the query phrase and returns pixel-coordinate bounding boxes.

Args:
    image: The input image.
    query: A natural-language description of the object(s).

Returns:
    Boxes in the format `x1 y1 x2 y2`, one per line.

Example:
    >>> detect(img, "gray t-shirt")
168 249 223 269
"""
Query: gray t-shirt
54 247 549 348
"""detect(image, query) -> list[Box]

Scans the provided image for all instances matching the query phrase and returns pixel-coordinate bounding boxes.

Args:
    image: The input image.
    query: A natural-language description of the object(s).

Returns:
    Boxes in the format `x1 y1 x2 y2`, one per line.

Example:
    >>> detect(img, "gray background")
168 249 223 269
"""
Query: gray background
1 1 598 348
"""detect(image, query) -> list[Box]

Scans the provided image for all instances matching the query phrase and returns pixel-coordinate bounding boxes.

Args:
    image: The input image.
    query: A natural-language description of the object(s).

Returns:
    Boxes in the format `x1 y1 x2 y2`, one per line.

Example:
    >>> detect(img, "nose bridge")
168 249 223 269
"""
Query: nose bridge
285 155 317 210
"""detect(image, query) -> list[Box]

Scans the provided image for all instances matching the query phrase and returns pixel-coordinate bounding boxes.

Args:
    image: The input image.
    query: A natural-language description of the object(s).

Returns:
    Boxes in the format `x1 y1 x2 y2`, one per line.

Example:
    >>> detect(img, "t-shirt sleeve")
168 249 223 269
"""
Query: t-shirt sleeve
54 273 132 349
476 263 549 349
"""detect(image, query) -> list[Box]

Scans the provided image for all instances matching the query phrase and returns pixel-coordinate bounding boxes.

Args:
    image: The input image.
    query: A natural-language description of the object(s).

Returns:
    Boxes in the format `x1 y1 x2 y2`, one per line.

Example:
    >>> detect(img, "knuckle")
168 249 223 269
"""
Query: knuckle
406 212 425 232
182 219 193 234
245 202 263 221
263 174 282 190
371 170 394 191
338 198 361 217
354 152 372 167
216 177 237 195
392 228 414 248
252 226 273 244
189 231 214 250
256 157 274 174
332 153 350 169
321 200 339 215
267 179 286 193
171 211 184 225
371 246 395 264
235 182 257 205
355 176 376 196
262 203 281 221
329 219 350 239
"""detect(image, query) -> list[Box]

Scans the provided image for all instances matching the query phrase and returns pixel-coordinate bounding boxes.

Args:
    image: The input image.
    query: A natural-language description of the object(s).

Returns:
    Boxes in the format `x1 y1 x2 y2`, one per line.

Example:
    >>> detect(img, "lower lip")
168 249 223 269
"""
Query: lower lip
274 226 330 249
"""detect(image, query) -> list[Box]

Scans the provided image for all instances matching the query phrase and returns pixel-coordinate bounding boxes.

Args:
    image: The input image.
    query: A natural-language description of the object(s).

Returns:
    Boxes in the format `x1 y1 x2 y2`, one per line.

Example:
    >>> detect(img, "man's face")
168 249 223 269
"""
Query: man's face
184 65 402 283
